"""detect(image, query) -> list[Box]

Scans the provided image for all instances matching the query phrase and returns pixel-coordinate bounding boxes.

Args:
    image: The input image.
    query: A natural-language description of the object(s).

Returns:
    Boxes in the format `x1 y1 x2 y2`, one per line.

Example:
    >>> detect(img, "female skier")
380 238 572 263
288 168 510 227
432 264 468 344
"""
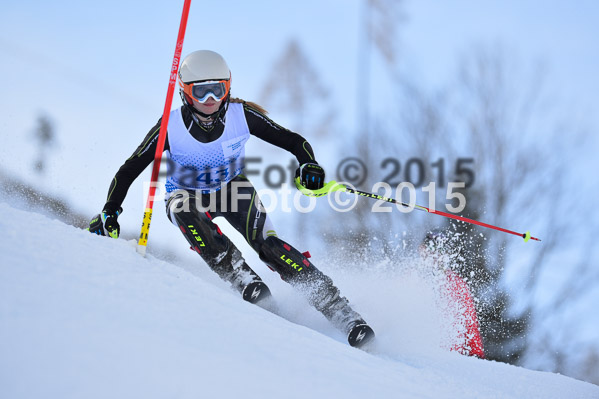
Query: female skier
88 50 374 348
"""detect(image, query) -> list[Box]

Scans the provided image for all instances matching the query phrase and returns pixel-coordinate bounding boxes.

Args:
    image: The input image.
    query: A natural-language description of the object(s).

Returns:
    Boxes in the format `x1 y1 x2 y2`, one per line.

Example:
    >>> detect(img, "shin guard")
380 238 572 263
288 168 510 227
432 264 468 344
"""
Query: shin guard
259 236 363 333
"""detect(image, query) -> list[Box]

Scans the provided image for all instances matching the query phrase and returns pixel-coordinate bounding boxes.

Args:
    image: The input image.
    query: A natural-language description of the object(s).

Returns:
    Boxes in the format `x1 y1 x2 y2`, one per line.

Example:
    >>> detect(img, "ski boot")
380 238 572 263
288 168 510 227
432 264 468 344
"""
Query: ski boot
228 258 272 305
321 293 375 348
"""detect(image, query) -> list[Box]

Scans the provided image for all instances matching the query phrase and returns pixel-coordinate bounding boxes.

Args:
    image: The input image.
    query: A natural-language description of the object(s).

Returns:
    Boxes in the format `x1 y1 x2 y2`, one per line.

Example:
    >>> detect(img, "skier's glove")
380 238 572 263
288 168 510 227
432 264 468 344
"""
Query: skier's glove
88 207 122 239
295 163 325 190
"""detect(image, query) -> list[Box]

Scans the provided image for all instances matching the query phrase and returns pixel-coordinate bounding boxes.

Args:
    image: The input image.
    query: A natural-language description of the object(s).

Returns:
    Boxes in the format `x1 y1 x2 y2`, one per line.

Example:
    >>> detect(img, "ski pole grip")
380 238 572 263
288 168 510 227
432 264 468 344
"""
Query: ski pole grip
294 179 347 197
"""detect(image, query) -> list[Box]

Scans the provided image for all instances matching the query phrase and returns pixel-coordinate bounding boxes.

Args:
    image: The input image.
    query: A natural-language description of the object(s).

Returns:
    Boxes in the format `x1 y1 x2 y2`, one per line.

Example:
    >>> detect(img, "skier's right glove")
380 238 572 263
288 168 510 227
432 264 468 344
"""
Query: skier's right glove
295 163 326 190
88 207 122 239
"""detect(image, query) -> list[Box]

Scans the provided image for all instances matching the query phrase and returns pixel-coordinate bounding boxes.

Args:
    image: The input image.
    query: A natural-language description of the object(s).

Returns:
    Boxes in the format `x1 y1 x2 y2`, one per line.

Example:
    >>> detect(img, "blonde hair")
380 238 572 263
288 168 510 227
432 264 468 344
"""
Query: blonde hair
230 97 268 115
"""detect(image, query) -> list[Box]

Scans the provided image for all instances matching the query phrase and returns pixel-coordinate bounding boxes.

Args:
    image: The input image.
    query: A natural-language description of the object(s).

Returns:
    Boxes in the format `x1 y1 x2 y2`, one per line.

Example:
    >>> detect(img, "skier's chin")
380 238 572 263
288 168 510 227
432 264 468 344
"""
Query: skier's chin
193 101 220 115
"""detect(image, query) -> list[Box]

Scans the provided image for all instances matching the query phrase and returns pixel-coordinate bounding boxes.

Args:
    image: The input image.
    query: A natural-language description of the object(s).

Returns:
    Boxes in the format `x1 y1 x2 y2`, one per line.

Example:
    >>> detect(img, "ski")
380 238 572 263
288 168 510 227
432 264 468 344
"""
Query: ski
348 322 376 348
241 281 272 304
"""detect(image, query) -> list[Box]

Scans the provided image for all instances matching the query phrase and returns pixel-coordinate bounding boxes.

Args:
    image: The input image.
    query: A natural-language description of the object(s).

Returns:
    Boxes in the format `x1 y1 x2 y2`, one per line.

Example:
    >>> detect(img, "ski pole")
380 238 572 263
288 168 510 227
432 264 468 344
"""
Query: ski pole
137 0 192 256
295 179 541 242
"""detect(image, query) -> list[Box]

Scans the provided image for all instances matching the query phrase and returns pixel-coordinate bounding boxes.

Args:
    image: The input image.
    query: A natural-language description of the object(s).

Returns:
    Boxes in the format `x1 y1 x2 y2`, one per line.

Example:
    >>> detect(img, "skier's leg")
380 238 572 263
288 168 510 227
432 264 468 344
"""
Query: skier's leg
165 189 270 304
259 237 367 325
222 177 374 347
218 175 277 252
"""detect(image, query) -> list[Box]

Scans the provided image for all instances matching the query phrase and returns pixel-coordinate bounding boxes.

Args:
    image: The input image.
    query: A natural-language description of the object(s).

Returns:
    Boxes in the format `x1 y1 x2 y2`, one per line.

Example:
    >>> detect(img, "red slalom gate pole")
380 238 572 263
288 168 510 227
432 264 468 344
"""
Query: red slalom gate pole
137 0 192 256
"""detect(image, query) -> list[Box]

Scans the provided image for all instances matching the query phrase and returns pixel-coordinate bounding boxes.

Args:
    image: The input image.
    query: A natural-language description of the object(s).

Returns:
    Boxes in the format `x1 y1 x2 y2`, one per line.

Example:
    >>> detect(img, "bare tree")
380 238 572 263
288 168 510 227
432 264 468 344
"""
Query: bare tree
260 39 336 137
259 39 338 249
391 43 596 372
322 0 408 265
32 114 56 174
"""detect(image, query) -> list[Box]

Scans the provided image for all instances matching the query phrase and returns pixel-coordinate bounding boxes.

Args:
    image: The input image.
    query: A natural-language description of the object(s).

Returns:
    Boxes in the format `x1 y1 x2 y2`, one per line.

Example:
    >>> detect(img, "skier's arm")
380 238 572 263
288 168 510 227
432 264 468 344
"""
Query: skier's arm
243 103 317 165
102 119 168 213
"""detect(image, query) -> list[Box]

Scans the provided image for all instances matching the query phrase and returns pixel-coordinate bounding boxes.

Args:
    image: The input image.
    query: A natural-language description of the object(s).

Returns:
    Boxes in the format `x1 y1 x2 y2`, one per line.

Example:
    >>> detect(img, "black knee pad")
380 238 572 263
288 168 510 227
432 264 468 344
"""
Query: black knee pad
259 236 340 311
259 236 312 280
167 191 231 264
259 237 334 291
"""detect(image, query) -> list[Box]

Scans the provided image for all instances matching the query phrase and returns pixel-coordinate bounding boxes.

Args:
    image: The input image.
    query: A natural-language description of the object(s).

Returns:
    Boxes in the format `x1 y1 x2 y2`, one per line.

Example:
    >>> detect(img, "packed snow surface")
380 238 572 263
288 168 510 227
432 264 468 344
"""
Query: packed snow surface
1 202 597 398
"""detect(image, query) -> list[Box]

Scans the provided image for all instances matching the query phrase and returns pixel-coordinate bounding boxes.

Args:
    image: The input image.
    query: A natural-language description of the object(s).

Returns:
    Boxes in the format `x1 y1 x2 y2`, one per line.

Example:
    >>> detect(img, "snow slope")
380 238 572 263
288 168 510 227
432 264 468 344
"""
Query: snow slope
1 202 597 399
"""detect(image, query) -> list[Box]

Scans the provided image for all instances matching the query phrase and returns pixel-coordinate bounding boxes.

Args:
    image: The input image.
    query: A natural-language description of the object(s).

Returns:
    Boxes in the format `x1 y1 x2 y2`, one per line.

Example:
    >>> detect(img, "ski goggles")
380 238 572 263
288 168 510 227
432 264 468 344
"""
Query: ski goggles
180 79 231 103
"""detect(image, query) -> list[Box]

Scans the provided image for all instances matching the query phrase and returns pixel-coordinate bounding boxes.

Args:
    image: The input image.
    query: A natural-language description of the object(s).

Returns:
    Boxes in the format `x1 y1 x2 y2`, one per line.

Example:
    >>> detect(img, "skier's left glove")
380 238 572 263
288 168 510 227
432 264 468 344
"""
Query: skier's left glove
88 207 122 239
295 163 325 190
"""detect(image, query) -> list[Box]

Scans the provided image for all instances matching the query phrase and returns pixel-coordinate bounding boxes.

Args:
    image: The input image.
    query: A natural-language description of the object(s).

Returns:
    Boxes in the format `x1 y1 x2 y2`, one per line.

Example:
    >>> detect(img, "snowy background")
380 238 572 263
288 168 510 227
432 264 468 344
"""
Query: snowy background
1 0 599 392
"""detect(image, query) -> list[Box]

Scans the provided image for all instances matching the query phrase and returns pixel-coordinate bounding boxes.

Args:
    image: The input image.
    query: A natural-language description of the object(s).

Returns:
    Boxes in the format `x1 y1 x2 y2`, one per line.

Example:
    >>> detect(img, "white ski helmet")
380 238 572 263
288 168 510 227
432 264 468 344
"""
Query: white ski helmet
178 50 232 114
179 50 231 83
